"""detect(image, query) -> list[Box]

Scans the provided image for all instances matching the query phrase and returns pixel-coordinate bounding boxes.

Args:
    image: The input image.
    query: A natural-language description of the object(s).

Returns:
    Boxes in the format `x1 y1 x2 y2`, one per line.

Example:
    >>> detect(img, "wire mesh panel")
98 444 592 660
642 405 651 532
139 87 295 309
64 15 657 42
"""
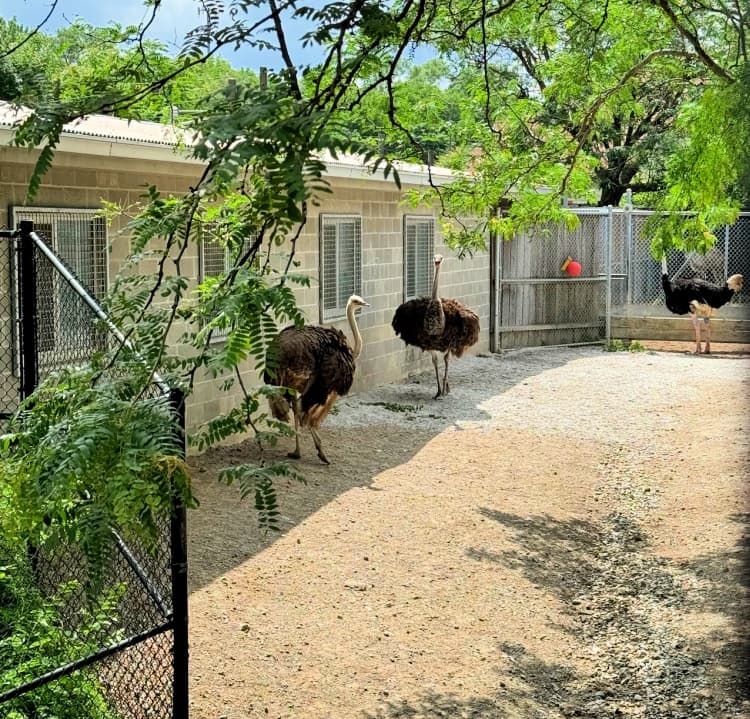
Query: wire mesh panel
0 235 19 421
404 216 435 300
495 210 617 349
9 209 108 371
0 223 187 719
320 215 362 321
12 508 176 719
625 210 749 315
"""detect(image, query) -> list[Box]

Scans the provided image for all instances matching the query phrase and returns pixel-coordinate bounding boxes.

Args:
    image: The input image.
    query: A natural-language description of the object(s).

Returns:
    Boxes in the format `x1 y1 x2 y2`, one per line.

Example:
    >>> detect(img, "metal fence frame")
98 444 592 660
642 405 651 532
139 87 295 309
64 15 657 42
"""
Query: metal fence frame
491 207 749 351
0 221 189 719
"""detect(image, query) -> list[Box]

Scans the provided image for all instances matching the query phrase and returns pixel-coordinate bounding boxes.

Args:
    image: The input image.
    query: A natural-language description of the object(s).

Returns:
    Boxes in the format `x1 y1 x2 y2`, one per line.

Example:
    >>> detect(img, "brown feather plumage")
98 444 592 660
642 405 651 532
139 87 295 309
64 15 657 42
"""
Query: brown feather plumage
392 295 480 397
264 295 368 463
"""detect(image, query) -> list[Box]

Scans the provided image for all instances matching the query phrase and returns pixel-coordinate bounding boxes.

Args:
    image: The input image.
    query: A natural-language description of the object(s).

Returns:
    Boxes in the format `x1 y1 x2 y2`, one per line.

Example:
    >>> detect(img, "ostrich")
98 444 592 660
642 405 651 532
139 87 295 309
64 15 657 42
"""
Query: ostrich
264 294 369 464
392 254 480 398
661 256 743 354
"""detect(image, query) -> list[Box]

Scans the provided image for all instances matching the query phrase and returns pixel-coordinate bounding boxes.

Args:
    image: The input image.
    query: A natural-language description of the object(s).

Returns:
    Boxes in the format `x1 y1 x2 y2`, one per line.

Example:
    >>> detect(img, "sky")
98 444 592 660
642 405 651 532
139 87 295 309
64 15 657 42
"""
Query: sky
1 0 336 71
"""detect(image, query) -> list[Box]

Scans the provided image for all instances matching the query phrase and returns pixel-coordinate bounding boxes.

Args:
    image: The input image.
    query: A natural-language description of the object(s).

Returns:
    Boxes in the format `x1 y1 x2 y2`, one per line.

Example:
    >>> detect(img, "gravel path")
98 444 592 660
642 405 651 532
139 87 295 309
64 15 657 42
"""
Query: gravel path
188 345 750 719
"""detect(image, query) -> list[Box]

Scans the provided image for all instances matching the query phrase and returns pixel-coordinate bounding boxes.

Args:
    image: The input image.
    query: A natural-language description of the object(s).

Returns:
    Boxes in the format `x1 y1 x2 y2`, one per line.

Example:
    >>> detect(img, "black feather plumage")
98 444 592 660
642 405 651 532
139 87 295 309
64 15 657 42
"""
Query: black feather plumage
264 325 355 423
662 274 742 315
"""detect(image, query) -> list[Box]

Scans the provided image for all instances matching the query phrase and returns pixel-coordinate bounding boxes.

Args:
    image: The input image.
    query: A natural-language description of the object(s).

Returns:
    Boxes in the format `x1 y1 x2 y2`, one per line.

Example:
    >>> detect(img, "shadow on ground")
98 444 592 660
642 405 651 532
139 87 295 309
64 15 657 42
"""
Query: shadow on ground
187 349 587 593
362 508 749 718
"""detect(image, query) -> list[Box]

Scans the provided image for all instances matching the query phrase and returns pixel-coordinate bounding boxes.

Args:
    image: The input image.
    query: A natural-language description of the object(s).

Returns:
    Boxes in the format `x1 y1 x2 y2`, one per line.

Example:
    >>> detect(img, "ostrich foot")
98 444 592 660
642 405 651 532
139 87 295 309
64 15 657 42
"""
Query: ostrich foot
287 450 301 460
316 449 331 465
703 343 711 354
694 343 702 354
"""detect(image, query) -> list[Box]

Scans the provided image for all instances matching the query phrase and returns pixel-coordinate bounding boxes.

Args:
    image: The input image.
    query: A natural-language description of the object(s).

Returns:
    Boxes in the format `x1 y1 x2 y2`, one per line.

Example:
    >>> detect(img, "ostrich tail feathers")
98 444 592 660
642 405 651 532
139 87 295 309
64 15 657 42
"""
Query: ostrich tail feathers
689 300 716 318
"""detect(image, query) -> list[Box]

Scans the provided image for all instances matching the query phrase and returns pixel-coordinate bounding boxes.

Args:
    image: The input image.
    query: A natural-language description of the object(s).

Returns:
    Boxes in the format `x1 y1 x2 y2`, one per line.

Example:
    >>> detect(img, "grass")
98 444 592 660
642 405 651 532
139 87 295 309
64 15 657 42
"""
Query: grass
605 339 647 353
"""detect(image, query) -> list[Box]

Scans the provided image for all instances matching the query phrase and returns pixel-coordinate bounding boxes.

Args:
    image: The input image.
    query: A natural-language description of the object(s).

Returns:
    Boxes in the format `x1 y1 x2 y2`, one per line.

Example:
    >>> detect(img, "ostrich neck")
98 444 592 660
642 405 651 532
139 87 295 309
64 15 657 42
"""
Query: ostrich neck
431 263 442 299
347 303 363 360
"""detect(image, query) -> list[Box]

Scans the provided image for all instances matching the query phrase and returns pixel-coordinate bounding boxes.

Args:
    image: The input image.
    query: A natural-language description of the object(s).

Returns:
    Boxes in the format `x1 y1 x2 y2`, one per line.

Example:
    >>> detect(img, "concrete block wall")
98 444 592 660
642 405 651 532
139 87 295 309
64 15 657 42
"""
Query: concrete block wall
1 148 490 435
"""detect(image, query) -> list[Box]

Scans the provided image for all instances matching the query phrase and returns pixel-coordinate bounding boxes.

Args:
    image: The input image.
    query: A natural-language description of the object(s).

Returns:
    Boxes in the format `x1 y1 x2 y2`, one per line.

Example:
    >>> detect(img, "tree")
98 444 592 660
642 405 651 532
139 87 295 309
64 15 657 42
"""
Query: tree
0 19 258 122
0 0 747 540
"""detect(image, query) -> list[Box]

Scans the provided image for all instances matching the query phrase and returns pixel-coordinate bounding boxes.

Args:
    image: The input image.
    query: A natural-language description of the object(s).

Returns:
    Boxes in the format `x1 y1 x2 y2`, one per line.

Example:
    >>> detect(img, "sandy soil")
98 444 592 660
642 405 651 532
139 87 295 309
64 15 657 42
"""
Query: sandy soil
186 343 749 719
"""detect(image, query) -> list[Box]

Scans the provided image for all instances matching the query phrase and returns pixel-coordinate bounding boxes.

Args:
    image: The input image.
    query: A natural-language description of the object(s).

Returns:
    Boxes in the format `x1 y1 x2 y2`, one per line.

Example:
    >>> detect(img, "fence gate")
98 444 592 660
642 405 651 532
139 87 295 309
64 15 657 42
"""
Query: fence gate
0 222 189 719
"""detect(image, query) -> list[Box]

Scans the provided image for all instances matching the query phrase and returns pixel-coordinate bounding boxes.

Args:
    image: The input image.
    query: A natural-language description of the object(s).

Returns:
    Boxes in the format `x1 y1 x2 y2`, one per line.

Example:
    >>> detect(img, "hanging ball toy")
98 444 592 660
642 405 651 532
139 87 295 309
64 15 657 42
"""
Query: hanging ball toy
561 256 582 277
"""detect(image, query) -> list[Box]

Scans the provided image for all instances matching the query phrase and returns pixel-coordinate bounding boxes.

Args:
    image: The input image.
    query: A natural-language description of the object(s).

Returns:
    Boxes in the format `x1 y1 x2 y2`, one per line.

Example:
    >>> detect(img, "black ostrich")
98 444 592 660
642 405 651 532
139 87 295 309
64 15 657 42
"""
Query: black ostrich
264 294 369 464
661 256 743 354
392 254 480 398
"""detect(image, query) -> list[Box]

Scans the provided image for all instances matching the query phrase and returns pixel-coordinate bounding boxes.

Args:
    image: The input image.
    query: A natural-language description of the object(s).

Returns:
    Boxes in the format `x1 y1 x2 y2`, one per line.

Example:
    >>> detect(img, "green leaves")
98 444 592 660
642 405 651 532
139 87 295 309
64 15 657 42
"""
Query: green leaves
0 366 194 582
219 461 305 533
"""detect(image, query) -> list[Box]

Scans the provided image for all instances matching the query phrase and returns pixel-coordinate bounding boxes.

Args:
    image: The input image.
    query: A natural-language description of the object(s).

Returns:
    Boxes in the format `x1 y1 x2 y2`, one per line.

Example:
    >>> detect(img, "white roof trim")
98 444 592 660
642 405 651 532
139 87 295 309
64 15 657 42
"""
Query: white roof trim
0 101 457 185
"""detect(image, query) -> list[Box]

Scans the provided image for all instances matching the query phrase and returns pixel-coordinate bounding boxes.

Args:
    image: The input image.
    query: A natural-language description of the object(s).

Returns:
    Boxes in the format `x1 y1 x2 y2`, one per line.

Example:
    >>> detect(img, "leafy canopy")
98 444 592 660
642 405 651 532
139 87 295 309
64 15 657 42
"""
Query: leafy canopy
0 0 746 541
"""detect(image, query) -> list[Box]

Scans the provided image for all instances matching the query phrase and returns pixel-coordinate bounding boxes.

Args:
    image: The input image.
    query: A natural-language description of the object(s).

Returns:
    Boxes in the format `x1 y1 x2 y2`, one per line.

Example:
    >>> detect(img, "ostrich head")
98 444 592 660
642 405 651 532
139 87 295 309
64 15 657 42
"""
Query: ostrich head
728 274 743 292
434 254 444 266
347 294 370 312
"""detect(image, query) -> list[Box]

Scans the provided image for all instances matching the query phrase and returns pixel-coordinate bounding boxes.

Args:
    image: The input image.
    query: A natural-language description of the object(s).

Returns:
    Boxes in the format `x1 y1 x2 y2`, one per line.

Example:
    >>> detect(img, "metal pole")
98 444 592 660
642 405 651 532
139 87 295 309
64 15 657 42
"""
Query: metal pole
489 208 498 353
18 221 38 400
723 224 730 282
605 207 613 343
169 387 189 719
625 190 633 306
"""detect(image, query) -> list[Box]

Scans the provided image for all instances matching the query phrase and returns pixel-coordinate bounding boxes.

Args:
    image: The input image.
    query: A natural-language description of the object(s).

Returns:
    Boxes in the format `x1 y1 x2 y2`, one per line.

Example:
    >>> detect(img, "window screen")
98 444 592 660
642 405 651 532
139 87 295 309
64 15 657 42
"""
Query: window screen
320 215 362 321
10 207 107 362
404 216 435 300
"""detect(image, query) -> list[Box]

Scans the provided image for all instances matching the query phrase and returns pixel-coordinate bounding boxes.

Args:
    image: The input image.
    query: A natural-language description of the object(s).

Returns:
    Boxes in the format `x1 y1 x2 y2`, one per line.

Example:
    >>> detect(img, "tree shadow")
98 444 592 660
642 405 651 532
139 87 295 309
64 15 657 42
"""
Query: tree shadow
186 349 584 593
434 507 750 718
364 508 749 718
363 644 582 718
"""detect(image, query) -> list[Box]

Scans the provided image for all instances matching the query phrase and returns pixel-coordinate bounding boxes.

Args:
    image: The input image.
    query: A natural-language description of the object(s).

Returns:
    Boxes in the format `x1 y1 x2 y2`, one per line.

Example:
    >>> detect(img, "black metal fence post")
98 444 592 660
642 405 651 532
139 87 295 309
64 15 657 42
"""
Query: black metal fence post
169 387 189 719
18 220 38 401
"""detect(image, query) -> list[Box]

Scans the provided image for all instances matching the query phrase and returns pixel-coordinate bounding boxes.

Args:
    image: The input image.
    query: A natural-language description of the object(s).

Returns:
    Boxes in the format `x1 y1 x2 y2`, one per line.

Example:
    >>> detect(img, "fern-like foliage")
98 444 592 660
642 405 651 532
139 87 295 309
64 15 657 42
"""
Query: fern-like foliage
219 461 306 533
0 364 195 587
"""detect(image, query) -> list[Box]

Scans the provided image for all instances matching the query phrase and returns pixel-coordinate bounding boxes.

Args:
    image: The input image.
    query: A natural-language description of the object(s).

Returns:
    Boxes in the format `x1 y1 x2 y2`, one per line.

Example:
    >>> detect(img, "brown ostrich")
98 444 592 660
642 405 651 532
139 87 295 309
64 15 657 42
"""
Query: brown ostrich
264 294 369 464
661 256 743 354
392 254 480 398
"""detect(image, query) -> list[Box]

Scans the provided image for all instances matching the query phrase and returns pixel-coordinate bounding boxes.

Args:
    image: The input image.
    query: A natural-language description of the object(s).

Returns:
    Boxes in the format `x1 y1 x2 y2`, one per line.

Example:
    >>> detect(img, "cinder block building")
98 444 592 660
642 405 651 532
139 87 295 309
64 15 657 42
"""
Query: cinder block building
0 103 490 430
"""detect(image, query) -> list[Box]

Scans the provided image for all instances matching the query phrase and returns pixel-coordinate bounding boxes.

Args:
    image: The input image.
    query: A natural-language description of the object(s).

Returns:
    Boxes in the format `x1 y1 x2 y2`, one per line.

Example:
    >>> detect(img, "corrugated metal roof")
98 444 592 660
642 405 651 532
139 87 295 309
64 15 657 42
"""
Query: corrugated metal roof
0 100 455 180
0 100 189 146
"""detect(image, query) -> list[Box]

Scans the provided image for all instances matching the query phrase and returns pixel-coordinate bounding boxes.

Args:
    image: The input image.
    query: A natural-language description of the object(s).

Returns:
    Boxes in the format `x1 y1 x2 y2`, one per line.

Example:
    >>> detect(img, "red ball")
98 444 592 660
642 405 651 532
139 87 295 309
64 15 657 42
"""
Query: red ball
566 260 582 277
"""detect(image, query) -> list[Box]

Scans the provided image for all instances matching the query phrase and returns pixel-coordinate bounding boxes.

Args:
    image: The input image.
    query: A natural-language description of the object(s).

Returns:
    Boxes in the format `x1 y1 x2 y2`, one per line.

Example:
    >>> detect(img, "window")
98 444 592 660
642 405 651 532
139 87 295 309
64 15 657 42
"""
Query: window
199 231 233 282
199 227 240 342
404 215 435 300
320 215 362 321
11 207 107 362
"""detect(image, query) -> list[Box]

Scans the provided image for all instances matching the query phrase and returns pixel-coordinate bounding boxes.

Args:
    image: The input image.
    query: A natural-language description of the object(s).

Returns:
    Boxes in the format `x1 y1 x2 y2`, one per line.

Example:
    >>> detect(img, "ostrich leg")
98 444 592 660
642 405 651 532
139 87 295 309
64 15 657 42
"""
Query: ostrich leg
442 351 451 395
310 427 330 465
431 351 443 398
288 397 303 459
691 314 702 354
703 318 712 354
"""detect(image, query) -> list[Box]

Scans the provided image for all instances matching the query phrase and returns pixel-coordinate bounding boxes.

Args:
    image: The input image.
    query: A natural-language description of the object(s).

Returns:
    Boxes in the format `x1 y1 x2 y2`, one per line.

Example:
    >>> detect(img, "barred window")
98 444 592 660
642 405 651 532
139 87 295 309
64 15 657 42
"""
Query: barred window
320 215 362 321
199 231 233 281
198 227 244 341
404 216 435 300
11 207 107 360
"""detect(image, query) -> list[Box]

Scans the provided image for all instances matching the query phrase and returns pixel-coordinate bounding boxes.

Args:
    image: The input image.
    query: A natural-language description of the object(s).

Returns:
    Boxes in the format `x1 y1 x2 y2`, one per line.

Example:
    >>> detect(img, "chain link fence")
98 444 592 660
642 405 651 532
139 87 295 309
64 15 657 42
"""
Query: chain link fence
0 222 188 719
493 209 749 350
628 211 749 314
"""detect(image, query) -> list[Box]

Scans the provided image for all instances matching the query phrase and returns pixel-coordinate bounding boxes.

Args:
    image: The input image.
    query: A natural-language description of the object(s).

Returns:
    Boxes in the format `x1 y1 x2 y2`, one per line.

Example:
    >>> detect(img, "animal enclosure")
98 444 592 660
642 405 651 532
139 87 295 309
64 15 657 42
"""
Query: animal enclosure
492 209 750 350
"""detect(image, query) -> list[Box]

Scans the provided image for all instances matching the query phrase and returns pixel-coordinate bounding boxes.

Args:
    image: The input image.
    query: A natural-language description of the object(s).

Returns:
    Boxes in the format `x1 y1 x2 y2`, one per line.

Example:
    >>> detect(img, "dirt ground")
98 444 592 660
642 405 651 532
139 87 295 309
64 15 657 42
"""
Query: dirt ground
186 342 749 719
